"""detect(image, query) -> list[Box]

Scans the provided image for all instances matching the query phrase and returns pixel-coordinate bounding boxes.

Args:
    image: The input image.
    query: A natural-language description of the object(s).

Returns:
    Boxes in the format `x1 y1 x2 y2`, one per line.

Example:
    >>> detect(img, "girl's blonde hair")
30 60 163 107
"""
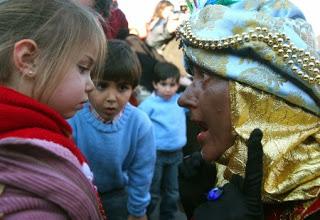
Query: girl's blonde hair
0 0 106 102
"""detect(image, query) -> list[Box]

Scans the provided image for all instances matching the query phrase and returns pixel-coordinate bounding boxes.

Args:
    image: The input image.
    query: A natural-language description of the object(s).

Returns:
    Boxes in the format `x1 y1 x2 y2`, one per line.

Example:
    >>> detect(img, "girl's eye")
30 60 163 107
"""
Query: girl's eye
78 65 90 74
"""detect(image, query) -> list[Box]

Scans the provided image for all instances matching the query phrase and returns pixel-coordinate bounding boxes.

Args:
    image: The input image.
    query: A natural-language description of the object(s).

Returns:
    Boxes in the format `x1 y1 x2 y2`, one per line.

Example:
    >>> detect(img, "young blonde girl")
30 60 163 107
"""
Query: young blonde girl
0 0 106 219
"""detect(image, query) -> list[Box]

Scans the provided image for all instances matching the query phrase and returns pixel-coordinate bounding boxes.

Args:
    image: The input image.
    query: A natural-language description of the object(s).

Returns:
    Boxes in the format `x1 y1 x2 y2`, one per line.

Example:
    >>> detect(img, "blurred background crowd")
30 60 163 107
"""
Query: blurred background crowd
117 0 320 49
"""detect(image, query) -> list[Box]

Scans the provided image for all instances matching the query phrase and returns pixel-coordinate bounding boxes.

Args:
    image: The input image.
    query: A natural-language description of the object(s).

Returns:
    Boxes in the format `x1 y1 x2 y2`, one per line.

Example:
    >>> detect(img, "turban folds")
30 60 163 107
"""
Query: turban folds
177 0 320 115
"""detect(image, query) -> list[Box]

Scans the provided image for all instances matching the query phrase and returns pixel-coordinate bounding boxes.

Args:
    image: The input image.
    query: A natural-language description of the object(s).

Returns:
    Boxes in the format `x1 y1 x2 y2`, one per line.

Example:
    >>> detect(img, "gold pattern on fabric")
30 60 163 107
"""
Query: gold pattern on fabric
232 26 246 36
243 0 263 10
195 5 225 30
188 49 229 77
215 163 229 186
274 0 290 10
243 20 259 32
216 81 320 203
210 55 228 77
239 66 287 93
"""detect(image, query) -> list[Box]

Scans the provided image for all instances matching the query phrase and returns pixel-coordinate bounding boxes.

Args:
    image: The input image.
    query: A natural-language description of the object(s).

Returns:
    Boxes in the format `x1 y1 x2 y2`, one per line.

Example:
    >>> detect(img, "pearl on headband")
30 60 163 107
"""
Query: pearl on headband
177 21 320 85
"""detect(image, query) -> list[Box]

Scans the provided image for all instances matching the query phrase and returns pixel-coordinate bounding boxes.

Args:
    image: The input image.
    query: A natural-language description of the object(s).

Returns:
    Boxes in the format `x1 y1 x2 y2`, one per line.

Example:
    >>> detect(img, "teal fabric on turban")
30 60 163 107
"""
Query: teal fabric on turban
177 0 320 115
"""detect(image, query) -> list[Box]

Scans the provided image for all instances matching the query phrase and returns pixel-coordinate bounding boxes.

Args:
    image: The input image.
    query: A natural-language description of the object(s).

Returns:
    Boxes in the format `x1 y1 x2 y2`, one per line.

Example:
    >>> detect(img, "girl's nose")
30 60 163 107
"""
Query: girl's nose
86 75 95 93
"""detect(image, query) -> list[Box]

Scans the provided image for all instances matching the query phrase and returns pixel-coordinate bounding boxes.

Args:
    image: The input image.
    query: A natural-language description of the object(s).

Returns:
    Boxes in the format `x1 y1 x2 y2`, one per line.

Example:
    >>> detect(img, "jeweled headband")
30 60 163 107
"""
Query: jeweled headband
177 0 320 115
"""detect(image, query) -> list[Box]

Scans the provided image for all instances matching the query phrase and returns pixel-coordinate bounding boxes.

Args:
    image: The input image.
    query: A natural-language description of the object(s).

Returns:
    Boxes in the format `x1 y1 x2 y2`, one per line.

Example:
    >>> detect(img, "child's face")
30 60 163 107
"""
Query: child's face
153 77 179 100
162 5 174 19
89 80 133 121
47 49 96 119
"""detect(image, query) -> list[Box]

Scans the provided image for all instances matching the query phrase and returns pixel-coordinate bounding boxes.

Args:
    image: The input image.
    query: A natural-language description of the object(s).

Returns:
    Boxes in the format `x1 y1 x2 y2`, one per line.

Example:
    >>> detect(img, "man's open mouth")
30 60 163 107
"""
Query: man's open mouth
193 121 209 144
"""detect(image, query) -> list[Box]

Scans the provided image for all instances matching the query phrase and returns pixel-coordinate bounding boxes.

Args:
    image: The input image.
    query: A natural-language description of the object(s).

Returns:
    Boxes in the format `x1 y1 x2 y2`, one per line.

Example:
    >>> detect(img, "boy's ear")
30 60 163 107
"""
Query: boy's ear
152 81 157 89
13 39 39 78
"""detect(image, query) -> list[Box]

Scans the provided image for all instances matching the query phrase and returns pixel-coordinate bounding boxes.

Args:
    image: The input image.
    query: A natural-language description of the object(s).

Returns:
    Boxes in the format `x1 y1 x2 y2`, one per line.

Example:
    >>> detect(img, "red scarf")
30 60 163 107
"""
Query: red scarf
0 86 86 165
0 86 108 219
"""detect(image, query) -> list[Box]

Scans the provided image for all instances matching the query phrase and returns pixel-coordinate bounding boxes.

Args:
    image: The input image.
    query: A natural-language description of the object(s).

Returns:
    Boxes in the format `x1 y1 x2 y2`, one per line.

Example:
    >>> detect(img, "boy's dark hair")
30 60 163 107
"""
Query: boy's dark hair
153 61 180 83
100 39 141 87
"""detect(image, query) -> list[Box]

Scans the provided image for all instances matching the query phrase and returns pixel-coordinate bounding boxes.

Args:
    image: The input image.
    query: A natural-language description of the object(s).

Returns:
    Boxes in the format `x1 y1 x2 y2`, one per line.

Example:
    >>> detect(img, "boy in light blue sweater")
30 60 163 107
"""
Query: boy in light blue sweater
138 61 187 220
68 40 156 220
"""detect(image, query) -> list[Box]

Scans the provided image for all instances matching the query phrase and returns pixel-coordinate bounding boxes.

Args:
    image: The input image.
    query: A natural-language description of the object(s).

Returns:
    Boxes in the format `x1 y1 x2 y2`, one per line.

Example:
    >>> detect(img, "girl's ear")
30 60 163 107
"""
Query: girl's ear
13 39 38 78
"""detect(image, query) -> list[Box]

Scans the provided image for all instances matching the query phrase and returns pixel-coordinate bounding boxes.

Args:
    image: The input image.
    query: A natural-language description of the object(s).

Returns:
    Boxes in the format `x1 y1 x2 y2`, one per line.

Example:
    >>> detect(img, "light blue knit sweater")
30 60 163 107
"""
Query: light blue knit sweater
68 103 156 216
138 93 187 151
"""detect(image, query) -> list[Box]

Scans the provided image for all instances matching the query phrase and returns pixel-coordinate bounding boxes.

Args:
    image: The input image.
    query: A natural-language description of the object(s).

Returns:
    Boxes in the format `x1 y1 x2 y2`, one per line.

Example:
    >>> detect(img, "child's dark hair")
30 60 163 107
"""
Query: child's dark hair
153 61 180 83
101 39 141 87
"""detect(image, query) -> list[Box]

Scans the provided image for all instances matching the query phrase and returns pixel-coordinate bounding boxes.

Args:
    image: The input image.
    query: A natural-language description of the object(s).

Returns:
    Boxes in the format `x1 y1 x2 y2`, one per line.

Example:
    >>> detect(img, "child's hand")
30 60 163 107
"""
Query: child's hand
128 214 147 220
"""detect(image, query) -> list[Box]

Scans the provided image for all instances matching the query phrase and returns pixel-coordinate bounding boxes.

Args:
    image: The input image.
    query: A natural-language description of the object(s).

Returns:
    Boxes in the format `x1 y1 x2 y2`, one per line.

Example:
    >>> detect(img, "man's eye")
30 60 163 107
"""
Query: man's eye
194 70 205 80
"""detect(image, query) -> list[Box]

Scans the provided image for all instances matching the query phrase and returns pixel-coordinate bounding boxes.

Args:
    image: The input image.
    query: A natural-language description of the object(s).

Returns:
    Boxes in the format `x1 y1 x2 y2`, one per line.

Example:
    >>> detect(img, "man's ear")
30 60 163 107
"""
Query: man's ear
203 74 210 82
13 39 38 78
203 73 212 87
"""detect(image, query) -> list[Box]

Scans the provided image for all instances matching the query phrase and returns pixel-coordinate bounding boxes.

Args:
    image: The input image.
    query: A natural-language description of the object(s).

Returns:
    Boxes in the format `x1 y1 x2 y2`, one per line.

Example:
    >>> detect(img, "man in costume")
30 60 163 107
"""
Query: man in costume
177 0 320 219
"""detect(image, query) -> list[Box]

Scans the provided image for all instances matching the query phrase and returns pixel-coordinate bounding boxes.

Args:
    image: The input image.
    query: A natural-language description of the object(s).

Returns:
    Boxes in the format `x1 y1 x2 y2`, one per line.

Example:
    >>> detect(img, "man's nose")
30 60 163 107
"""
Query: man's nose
178 85 197 108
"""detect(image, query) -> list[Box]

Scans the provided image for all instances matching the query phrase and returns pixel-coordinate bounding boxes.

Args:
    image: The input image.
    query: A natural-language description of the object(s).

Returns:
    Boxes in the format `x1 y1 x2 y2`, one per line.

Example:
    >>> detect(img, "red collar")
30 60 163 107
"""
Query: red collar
0 86 86 164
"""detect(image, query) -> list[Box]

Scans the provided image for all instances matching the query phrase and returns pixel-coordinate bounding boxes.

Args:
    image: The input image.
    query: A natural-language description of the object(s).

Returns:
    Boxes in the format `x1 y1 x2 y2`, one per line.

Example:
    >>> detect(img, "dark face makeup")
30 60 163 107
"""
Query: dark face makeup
178 64 234 161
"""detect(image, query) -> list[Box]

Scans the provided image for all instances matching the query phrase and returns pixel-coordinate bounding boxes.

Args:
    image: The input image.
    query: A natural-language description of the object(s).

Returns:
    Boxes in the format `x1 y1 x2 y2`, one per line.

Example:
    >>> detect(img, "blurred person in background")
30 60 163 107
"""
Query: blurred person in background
105 0 129 40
